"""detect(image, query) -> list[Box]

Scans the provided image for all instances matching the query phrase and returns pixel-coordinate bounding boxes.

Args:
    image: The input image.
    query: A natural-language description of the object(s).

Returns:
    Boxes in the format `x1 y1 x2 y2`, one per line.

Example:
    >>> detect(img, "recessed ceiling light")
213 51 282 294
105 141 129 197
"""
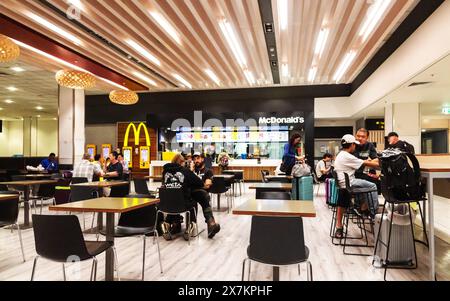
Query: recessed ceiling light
36 115 41 118
53 117 58 121
11 66 25 72
0 108 3 111
126 40 161 66
67 0 85 10
205 69 221 86
27 12 83 46
219 20 247 68
36 106 44 110
149 12 181 45
277 0 288 31
4 99 14 104
314 28 329 58
333 51 357 83
172 74 192 89
6 86 18 92
132 71 158 87
359 0 392 42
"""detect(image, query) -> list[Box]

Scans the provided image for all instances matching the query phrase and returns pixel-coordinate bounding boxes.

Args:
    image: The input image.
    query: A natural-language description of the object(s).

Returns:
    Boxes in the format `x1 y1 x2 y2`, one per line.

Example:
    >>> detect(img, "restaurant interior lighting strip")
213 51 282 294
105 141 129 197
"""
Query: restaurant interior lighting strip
126 40 161 67
281 64 289 77
67 0 85 11
308 66 317 83
314 28 329 58
277 0 288 31
219 20 247 68
359 0 392 42
173 74 192 89
26 12 83 46
244 69 255 85
14 40 129 90
132 71 158 87
333 51 357 83
205 69 221 86
150 12 182 45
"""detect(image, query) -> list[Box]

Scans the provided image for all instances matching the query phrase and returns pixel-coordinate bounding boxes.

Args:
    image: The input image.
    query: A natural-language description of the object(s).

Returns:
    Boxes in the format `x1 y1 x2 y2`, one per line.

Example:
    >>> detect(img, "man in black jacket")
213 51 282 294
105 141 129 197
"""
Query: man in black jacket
387 132 415 154
161 154 220 241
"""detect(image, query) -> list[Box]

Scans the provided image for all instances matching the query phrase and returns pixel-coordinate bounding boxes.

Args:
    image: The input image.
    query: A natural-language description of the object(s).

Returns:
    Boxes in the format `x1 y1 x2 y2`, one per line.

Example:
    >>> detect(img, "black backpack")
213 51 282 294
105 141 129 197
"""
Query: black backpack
379 148 425 202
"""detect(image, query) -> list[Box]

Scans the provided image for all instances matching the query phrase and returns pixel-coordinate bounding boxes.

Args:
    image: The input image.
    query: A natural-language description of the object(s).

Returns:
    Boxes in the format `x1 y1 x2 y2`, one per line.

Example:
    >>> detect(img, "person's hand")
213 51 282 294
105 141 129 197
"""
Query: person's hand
190 161 195 171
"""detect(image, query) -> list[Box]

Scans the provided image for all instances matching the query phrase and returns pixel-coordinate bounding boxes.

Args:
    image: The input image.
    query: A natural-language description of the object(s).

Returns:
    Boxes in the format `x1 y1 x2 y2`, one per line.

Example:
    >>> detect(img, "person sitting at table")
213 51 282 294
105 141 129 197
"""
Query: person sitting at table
161 153 220 241
333 135 380 239
73 153 104 182
118 153 130 180
353 128 381 194
104 151 123 181
193 152 213 190
40 153 58 173
315 153 333 181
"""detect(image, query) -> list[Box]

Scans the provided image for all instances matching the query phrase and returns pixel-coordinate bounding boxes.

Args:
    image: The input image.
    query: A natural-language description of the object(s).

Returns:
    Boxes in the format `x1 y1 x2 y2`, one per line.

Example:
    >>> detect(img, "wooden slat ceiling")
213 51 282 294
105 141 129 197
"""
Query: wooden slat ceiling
0 0 419 91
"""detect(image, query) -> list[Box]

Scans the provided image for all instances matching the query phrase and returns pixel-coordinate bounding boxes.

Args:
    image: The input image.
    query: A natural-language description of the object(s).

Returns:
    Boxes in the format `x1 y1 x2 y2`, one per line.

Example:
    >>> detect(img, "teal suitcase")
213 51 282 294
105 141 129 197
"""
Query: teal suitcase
292 176 313 200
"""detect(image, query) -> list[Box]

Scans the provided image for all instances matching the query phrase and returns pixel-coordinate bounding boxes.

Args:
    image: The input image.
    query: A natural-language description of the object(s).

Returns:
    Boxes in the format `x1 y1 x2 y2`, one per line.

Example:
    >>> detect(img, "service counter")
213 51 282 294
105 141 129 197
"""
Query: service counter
149 159 281 181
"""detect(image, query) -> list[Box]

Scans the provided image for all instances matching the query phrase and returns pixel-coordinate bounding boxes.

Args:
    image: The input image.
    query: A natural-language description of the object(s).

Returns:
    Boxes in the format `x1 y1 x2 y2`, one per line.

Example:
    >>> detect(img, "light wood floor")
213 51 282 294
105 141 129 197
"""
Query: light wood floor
0 184 449 281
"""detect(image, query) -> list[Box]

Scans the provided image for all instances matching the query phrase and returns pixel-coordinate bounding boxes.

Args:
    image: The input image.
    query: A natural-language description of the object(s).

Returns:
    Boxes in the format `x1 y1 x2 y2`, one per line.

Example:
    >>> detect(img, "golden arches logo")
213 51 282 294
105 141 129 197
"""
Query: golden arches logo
123 122 150 147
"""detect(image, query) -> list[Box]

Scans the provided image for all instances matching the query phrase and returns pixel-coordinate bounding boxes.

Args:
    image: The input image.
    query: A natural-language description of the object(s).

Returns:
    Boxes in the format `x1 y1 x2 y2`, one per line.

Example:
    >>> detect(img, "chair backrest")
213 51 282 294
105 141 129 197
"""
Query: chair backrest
260 170 269 183
344 173 351 191
158 187 189 213
32 215 91 262
54 187 71 205
37 183 56 198
248 216 307 265
109 183 130 197
258 191 291 200
133 178 150 195
234 171 243 181
118 204 158 228
70 186 98 202
267 177 291 183
209 177 228 194
0 192 20 224
71 177 88 184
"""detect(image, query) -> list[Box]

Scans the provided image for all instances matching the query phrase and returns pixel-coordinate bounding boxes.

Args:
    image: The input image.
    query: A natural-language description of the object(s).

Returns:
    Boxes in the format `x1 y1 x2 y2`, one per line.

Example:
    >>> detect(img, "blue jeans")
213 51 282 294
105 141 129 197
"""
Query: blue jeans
351 178 379 215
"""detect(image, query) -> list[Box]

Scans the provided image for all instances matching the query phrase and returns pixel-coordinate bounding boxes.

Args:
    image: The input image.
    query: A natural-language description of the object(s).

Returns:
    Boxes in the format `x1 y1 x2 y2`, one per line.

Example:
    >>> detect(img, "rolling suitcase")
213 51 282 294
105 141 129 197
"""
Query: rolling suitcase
292 176 313 200
373 205 416 266
326 178 338 206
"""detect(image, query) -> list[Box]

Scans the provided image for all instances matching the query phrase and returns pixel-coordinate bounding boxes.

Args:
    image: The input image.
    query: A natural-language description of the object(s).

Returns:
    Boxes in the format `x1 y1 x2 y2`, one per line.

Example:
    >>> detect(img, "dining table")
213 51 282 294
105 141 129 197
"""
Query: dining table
49 197 159 281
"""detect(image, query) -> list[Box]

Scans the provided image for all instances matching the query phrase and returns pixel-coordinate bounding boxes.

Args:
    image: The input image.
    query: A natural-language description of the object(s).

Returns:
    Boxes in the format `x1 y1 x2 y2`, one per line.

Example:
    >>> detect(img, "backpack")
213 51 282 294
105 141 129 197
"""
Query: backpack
379 148 424 202
291 162 311 178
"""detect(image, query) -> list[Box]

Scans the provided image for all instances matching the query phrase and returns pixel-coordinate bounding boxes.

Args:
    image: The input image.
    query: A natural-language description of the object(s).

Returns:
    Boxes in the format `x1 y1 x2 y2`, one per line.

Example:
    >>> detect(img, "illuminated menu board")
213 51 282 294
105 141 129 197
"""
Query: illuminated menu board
176 131 288 143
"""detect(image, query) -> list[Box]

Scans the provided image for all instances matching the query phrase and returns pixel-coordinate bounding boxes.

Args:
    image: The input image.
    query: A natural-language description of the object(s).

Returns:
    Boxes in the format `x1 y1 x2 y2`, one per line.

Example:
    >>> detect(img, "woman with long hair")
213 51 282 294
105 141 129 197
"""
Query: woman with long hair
282 133 304 175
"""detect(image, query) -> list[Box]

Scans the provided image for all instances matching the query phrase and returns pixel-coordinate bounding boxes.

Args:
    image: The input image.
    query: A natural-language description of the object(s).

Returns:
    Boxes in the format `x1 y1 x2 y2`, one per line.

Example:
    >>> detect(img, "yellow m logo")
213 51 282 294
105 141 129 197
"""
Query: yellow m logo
124 122 150 147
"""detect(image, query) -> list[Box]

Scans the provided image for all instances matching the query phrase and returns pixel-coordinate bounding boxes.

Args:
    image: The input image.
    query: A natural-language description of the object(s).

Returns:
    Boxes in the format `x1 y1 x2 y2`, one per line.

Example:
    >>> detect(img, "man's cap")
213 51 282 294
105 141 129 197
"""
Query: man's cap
341 134 360 145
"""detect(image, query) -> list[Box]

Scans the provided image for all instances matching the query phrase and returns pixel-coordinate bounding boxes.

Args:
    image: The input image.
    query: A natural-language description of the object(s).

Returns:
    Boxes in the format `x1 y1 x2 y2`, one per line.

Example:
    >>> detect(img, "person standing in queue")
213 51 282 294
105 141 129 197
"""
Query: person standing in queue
354 128 381 194
281 133 305 175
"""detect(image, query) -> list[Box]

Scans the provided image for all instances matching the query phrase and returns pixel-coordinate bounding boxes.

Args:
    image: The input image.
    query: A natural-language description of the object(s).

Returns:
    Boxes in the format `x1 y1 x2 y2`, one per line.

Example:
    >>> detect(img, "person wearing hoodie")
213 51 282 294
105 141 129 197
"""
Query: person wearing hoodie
161 153 220 241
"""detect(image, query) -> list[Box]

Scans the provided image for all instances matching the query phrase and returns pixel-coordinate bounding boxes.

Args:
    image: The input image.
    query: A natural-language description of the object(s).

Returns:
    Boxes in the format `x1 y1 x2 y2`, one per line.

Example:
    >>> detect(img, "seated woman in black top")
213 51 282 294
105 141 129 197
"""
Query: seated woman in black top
104 151 123 180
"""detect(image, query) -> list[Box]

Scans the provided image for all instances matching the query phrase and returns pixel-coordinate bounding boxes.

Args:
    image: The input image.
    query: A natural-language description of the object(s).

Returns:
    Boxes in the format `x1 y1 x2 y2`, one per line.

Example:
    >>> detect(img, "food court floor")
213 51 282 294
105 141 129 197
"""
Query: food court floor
0 183 449 281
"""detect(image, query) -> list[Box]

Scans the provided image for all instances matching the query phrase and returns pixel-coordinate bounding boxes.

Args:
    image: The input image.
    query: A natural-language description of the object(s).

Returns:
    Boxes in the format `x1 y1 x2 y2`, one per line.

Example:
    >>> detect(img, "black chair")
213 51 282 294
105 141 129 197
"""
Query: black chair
157 187 199 246
71 177 88 184
99 197 162 280
109 183 130 197
70 185 99 231
31 214 117 281
267 177 291 183
54 186 71 205
260 170 270 183
242 216 312 281
209 177 232 213
258 191 291 200
311 166 324 196
30 183 56 214
335 173 377 255
373 181 428 281
0 191 25 262
133 179 156 197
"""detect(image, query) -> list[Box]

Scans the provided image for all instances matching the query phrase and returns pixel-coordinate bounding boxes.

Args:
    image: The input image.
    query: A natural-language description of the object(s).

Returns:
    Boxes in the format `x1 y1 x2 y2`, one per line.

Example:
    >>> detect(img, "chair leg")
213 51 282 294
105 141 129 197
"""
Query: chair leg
16 223 25 262
30 256 39 281
407 204 418 269
186 211 191 245
241 258 248 281
417 202 429 247
373 203 386 264
112 246 120 281
384 203 395 281
298 264 301 276
154 230 163 274
62 263 66 281
90 257 98 281
247 259 251 281
142 236 146 281
307 261 313 281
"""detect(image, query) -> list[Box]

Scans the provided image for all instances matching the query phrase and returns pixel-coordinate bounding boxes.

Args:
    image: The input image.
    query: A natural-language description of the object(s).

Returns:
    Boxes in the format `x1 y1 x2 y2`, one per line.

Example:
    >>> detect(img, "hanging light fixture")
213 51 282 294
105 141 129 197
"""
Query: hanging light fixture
109 90 139 105
0 34 20 63
55 70 96 89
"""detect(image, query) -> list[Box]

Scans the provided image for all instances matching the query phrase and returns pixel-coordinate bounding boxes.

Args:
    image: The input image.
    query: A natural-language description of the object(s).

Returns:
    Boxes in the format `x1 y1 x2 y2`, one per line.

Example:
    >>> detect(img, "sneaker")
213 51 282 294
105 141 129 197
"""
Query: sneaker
183 222 197 241
207 218 221 239
161 222 172 241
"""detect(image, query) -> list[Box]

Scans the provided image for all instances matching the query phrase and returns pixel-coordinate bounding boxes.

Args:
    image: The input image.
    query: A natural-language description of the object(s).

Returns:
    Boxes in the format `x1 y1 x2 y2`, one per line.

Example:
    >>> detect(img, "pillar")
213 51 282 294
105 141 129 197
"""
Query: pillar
385 102 421 153
22 117 38 156
58 86 85 166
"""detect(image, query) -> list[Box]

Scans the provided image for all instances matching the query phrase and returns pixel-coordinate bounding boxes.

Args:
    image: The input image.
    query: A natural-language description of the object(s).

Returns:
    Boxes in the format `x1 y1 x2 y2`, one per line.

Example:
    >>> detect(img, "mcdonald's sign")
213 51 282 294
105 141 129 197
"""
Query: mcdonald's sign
123 122 151 147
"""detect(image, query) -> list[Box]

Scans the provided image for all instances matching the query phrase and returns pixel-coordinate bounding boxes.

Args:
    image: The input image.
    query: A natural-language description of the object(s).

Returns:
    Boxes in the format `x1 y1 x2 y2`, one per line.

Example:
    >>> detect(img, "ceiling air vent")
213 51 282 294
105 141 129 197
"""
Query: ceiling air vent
408 81 433 87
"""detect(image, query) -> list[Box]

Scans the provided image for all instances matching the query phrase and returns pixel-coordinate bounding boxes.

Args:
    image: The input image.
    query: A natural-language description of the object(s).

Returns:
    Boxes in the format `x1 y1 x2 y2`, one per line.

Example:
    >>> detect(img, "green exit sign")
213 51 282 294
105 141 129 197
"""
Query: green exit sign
443 107 450 114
